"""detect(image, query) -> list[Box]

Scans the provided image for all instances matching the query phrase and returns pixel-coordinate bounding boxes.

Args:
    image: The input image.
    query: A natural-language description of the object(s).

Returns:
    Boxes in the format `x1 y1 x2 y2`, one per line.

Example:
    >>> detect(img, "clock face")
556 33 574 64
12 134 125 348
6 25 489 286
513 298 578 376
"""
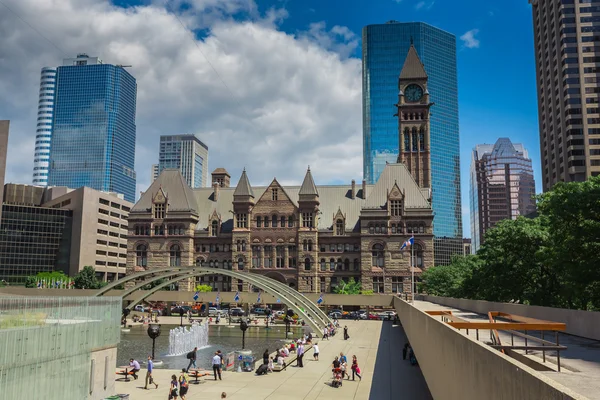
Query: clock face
405 84 423 102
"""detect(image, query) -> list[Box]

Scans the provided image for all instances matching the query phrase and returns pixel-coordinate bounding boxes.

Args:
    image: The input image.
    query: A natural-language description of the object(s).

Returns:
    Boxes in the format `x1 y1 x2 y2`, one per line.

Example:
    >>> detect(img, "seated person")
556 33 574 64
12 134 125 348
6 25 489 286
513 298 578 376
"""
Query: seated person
282 347 289 357
289 342 296 352
277 355 284 368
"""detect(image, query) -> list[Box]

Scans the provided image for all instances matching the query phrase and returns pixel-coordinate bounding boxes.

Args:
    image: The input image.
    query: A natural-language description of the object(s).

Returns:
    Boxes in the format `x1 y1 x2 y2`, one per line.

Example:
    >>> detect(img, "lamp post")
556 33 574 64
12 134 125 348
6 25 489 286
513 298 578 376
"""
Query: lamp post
283 316 291 339
239 319 248 349
147 324 161 360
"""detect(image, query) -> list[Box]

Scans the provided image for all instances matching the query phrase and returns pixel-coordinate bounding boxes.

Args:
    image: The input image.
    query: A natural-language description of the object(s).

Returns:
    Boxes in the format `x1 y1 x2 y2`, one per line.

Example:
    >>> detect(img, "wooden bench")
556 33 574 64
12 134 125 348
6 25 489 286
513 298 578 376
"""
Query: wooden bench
188 369 211 384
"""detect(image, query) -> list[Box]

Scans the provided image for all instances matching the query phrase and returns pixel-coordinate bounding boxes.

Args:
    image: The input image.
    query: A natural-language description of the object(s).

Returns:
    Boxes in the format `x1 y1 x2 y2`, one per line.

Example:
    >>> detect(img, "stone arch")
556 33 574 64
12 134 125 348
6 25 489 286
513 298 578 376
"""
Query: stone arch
264 271 287 283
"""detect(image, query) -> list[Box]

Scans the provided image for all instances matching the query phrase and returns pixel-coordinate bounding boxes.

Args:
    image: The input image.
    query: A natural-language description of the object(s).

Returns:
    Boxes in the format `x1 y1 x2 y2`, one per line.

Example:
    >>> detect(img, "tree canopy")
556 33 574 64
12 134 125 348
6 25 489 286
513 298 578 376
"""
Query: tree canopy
422 176 600 311
74 266 105 289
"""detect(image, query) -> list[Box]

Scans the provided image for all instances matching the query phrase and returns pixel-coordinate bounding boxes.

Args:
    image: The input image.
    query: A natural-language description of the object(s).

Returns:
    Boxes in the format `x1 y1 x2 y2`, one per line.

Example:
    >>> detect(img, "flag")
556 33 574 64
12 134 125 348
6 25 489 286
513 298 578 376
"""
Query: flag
37 281 41 288
193 291 199 301
215 290 221 304
400 236 414 251
257 291 261 304
233 291 240 302
55 280 61 288
316 293 323 305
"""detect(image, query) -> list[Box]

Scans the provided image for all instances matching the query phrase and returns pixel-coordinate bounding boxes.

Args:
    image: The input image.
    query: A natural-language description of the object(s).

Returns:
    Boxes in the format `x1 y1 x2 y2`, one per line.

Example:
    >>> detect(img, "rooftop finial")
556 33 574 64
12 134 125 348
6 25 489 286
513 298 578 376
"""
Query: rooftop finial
307 165 311 171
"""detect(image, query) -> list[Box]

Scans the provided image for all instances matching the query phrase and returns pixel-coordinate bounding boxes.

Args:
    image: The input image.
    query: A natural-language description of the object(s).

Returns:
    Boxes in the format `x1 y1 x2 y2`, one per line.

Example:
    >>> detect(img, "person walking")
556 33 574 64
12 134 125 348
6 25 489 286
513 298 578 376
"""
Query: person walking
179 368 190 399
339 353 348 379
129 358 141 380
296 342 304 367
322 326 328 340
212 351 222 380
351 355 362 381
263 349 269 365
313 342 320 361
402 343 409 360
168 374 179 400
186 347 198 372
144 356 159 389
343 325 349 340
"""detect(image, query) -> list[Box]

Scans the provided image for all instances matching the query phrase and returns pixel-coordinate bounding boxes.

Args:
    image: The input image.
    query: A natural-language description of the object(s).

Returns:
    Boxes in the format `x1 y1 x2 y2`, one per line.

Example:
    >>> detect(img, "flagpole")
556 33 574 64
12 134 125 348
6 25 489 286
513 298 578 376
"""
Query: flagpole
411 237 415 304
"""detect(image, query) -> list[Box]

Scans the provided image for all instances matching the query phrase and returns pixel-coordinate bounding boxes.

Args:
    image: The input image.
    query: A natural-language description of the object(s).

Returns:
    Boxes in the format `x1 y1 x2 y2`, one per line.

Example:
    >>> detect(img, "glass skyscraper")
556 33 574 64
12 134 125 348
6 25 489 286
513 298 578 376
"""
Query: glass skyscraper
47 54 137 202
32 67 56 186
362 21 462 264
158 134 209 188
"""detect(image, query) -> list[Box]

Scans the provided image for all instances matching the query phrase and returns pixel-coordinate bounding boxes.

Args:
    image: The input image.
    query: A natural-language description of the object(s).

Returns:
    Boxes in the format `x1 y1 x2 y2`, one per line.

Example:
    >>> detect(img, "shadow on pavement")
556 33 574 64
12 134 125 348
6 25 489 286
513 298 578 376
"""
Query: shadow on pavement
368 320 433 400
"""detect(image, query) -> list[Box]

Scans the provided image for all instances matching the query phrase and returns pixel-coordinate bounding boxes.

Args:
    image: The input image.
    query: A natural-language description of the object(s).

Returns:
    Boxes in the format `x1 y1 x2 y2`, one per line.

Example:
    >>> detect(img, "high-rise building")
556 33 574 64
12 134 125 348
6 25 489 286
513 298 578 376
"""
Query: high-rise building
158 134 208 188
470 138 536 252
47 53 137 202
528 0 600 190
32 67 56 186
151 164 159 182
362 21 462 265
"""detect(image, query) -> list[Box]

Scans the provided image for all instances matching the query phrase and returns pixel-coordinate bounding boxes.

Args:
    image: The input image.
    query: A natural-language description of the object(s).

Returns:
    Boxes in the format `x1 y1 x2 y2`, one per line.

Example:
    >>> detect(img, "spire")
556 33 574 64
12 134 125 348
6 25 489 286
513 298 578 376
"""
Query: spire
399 45 427 80
233 168 254 198
299 166 319 197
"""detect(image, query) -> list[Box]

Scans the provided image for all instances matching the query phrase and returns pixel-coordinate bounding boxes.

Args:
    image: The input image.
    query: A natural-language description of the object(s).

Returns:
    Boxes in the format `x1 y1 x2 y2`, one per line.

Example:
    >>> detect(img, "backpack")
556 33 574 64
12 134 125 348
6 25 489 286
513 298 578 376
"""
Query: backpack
186 351 193 360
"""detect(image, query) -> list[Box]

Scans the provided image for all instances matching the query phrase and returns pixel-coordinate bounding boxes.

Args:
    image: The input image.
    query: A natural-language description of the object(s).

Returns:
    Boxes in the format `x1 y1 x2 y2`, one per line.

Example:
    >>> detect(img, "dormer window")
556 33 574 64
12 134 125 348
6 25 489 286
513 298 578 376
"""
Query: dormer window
335 219 345 235
272 188 278 201
211 220 218 236
153 202 165 219
390 200 402 216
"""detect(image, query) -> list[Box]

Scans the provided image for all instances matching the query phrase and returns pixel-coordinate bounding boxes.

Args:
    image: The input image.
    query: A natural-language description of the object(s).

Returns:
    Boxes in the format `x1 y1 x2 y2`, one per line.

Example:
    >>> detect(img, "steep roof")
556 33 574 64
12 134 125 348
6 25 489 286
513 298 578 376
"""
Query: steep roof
233 169 254 198
298 167 319 196
399 45 428 80
212 168 230 176
190 163 430 233
132 169 198 214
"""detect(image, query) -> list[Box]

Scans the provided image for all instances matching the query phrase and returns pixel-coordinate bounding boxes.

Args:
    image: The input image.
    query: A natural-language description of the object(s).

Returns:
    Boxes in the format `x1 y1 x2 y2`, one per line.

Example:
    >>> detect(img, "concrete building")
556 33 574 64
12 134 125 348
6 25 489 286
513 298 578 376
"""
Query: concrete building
470 138 536 252
0 184 132 283
151 163 159 182
463 238 472 256
32 68 56 186
362 21 463 266
0 120 9 222
47 53 137 202
528 0 600 191
158 134 209 188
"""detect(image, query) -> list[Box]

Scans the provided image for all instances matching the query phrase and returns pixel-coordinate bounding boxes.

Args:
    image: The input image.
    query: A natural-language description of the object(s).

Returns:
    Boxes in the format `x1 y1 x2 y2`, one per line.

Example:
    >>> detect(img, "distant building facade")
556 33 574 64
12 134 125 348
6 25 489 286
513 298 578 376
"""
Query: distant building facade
463 238 472 256
151 164 159 182
158 135 208 188
47 53 137 202
470 138 536 252
362 21 463 266
0 120 8 222
32 68 56 186
126 164 434 294
0 183 132 283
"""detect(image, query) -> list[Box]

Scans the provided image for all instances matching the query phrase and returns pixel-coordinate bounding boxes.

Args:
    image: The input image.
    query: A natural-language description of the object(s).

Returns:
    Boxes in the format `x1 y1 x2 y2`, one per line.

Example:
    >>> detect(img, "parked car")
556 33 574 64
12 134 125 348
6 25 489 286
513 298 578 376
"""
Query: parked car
329 311 343 319
368 313 381 320
252 307 266 315
229 308 244 316
379 311 397 320
134 305 145 312
208 307 225 317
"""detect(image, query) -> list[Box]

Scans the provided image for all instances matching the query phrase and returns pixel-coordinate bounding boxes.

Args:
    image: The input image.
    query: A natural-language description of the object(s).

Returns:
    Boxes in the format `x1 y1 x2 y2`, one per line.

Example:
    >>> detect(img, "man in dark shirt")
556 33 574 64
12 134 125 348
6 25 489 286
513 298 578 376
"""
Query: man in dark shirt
186 347 198 373
331 356 341 376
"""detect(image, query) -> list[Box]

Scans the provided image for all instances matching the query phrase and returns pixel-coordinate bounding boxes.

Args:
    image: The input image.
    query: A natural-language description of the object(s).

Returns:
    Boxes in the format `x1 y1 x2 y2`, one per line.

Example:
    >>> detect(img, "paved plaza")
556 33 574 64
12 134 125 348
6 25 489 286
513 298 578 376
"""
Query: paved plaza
115 320 432 400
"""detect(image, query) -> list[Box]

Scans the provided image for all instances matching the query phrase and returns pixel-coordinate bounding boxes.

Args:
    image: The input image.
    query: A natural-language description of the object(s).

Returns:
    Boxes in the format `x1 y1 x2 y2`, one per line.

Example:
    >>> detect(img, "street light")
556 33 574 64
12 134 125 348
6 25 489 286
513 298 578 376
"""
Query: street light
239 319 248 349
147 324 161 360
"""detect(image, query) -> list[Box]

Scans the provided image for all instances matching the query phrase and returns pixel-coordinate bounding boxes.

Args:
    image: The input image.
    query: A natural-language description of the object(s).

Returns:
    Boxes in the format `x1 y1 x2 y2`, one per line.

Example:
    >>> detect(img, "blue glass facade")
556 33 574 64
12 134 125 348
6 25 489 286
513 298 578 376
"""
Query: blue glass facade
48 64 137 202
362 22 463 252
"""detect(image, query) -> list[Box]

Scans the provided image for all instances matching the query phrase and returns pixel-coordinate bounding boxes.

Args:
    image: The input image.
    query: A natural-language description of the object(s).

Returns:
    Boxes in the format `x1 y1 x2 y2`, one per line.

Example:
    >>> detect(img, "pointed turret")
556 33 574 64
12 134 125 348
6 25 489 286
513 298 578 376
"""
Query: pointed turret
399 45 428 80
233 168 254 201
299 166 319 200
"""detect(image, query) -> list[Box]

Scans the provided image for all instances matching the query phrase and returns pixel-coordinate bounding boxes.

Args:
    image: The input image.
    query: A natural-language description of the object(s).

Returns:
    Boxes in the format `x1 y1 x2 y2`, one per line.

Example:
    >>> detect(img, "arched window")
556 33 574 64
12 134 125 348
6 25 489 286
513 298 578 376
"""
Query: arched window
168 225 174 235
419 224 424 233
371 244 384 268
179 226 185 235
419 127 425 151
136 244 147 267
308 240 313 252
337 258 343 270
272 215 278 227
303 240 308 251
344 244 350 252
211 221 218 236
257 216 262 228
209 260 215 268
391 224 397 234
154 224 164 236
169 244 181 267
353 259 360 271
412 244 424 267
412 127 418 152
344 258 350 271
398 224 404 233
237 257 244 270
236 240 241 251
288 215 294 227
329 258 335 271
375 224 381 234
241 241 246 251
228 260 233 270
135 226 140 235
420 112 424 120
304 258 311 271
404 128 410 152
320 259 326 271
369 224 375 234
336 219 344 235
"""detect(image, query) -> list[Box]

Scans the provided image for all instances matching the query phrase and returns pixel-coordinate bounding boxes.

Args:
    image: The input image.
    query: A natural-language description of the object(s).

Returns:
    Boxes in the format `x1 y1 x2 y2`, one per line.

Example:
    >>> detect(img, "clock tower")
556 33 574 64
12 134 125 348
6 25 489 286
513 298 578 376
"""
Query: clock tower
395 43 433 189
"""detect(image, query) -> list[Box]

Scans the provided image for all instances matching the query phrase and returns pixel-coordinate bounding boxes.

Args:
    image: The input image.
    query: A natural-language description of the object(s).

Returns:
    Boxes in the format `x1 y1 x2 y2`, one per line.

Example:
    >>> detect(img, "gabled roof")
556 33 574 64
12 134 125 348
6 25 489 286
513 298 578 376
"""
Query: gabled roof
233 169 254 198
364 163 430 209
132 169 198 214
299 167 319 196
399 45 428 80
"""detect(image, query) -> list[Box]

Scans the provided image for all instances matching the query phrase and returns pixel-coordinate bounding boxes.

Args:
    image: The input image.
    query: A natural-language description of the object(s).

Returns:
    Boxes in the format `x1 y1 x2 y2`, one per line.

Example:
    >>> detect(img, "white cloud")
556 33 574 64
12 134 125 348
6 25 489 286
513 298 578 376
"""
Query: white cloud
0 0 363 199
414 1 434 10
460 29 480 49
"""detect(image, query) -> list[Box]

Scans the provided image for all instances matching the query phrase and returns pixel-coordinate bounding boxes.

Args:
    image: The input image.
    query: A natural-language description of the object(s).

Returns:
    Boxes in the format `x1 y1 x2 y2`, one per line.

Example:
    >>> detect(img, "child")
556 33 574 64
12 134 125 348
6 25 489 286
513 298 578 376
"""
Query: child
313 342 320 361
268 356 274 372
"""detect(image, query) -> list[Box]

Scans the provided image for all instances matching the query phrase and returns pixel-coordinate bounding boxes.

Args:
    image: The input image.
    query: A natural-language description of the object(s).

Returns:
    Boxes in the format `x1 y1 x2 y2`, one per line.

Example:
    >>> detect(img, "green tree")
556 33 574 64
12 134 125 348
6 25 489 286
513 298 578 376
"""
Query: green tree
421 255 481 298
194 284 213 292
24 271 71 288
333 277 362 294
74 266 104 289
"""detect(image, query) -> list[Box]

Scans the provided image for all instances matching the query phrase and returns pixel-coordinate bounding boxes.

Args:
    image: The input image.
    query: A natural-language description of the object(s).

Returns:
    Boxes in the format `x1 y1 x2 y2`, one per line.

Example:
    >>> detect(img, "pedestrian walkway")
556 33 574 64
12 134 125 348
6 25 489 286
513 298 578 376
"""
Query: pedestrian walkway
114 320 431 399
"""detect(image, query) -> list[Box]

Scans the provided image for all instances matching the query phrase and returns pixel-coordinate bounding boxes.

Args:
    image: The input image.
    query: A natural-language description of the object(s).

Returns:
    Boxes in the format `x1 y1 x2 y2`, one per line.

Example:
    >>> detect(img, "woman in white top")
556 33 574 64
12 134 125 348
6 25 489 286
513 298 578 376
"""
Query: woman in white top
313 342 320 361
268 357 274 372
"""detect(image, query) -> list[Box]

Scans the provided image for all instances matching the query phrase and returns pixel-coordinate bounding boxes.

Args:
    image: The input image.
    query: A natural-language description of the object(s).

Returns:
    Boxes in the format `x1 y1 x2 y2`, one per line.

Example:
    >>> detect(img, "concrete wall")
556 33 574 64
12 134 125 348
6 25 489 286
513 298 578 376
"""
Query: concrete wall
89 347 117 400
394 297 585 400
420 295 600 341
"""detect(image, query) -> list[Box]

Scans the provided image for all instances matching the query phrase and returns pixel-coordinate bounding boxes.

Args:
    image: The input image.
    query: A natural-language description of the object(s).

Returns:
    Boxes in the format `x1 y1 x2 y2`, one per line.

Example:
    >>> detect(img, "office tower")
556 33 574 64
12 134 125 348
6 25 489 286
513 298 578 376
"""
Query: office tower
363 21 462 265
158 134 209 188
529 0 600 190
0 120 8 222
32 67 56 186
470 138 536 252
47 53 137 202
151 164 159 182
